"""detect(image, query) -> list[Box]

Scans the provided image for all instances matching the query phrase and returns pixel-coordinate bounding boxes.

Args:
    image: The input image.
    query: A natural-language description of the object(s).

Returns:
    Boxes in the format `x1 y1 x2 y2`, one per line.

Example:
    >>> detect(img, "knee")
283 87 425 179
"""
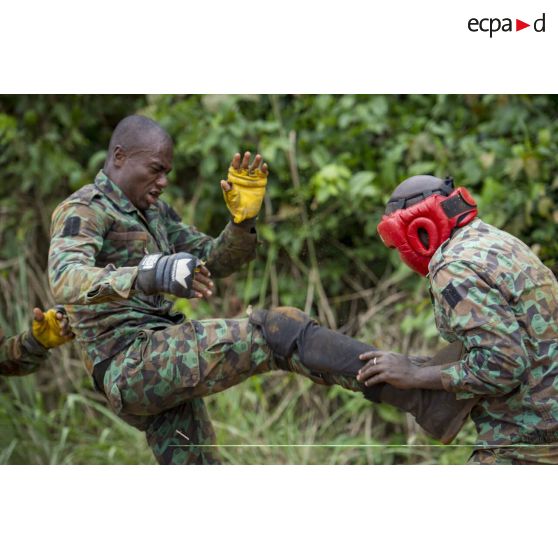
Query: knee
248 306 315 358
270 306 311 322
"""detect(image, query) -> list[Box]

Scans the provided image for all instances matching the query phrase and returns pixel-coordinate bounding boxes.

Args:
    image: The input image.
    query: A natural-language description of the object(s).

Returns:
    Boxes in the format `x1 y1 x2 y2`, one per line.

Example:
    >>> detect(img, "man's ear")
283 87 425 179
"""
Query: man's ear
112 145 126 168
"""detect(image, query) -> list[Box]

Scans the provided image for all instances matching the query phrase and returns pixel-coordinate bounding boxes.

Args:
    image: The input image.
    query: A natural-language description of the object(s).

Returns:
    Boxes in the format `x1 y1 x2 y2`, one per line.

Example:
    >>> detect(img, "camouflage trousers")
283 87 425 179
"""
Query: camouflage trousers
468 445 558 465
101 318 361 464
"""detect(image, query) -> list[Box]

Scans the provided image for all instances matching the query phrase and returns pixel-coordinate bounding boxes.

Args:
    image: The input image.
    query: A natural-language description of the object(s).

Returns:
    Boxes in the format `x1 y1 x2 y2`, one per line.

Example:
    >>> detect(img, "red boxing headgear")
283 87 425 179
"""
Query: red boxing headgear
377 186 478 276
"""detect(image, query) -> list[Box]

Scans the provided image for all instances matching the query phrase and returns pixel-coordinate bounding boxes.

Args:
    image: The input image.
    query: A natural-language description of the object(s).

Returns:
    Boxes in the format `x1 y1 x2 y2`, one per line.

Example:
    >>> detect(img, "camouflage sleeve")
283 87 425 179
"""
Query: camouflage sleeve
162 203 257 278
0 326 48 377
49 201 137 304
431 260 530 397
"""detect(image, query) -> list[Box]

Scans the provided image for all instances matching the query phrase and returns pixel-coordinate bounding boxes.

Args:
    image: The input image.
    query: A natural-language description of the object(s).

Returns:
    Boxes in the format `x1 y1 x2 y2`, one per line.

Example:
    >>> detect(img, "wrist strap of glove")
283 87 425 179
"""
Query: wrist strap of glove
231 217 257 232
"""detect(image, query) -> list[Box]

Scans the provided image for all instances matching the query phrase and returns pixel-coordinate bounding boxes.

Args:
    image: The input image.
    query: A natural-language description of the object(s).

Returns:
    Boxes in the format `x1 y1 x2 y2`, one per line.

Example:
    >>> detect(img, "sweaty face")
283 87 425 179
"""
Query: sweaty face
117 138 173 211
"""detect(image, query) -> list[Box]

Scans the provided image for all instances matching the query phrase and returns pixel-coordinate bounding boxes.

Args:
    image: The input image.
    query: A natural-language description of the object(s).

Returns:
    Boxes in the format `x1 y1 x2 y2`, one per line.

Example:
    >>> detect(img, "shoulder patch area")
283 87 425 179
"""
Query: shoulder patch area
441 283 463 309
66 184 101 205
61 216 81 237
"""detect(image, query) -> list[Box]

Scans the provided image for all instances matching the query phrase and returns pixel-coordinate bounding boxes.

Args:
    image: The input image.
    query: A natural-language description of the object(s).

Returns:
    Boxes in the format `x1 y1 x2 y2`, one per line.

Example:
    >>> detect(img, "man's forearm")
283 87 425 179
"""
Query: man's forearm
412 364 445 390
0 329 48 376
50 262 138 305
204 220 258 277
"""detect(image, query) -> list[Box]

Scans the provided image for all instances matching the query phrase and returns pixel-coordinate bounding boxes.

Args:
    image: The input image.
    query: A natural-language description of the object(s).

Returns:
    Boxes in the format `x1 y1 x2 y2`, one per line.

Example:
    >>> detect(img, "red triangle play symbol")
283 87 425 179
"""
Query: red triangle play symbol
516 19 530 31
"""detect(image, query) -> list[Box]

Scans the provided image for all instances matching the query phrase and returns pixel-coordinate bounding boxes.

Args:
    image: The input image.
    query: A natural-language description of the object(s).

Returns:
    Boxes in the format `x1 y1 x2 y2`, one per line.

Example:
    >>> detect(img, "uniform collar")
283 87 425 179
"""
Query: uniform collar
428 218 481 277
94 170 138 214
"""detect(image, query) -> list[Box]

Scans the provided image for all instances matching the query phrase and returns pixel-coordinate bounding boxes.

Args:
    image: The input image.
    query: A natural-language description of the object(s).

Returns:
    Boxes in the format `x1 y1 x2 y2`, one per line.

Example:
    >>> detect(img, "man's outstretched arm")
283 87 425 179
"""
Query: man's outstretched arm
0 327 48 376
164 152 267 278
358 260 529 396
0 308 73 376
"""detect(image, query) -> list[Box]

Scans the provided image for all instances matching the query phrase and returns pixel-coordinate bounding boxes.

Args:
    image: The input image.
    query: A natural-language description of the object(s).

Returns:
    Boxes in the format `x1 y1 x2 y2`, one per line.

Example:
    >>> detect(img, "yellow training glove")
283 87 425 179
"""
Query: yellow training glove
32 308 72 349
224 166 267 224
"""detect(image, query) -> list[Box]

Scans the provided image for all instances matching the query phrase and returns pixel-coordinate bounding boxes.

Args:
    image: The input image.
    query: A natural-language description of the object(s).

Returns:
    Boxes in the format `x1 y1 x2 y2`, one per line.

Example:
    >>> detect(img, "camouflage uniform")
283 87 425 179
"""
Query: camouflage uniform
429 218 558 464
0 326 49 376
49 171 359 464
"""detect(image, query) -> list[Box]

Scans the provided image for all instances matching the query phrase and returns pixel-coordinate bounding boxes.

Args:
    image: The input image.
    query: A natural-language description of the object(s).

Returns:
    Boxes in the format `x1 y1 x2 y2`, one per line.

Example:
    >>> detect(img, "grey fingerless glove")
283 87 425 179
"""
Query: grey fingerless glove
136 253 200 298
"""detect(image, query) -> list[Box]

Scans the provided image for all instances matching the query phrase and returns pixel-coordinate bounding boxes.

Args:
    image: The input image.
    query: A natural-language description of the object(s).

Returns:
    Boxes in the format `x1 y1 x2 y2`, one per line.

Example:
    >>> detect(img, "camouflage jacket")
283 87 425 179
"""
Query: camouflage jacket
48 170 258 370
429 218 558 447
0 325 48 376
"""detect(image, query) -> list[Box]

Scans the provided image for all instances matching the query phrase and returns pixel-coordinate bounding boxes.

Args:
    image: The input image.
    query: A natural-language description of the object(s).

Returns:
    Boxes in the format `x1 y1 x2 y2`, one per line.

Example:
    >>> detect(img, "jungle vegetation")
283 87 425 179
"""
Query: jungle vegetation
1 94 557 464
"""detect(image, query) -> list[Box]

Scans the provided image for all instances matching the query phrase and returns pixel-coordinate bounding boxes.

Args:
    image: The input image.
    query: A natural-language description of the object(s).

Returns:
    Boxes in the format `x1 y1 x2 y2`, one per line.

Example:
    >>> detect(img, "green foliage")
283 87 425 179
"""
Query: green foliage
0 381 155 465
1 94 557 463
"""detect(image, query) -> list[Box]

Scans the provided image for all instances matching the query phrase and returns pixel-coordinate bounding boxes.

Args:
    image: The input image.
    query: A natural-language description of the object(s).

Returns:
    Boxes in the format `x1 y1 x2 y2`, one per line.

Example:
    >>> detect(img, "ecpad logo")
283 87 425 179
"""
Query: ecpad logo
468 13 546 37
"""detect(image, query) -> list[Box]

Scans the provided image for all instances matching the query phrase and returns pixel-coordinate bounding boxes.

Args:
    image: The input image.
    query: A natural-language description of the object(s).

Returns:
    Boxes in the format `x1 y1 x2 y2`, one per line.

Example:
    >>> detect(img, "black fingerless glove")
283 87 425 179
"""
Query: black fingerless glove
136 253 199 298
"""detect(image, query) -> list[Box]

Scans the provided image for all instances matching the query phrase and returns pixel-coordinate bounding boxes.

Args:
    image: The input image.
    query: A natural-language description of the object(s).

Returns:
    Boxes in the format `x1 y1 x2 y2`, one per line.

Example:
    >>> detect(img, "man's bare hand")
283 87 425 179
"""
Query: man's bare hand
191 265 214 299
358 350 445 390
357 350 422 390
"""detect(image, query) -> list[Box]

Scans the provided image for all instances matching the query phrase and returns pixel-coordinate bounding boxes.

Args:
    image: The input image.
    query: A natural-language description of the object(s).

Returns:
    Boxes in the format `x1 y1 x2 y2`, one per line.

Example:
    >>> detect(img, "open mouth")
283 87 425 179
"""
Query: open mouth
146 189 161 205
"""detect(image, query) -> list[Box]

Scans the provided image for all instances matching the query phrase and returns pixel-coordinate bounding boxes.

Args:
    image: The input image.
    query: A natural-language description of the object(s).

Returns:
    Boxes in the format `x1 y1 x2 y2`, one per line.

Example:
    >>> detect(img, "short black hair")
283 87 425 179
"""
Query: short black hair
108 115 172 154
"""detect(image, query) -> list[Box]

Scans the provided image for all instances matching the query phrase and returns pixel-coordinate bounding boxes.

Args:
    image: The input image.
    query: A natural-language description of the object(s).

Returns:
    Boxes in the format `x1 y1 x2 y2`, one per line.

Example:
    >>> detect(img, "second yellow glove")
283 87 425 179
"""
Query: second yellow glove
32 308 72 349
